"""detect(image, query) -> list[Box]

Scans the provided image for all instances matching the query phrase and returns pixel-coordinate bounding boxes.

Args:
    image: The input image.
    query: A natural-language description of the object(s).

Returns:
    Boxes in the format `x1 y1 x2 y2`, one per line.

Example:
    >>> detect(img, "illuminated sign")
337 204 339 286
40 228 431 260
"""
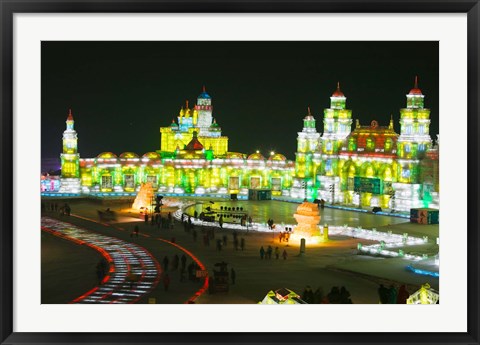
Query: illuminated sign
354 177 383 194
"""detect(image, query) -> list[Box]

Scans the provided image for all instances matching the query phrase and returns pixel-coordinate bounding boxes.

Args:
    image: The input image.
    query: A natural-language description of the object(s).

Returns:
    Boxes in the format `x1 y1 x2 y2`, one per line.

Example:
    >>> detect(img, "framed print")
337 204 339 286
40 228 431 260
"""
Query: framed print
1 1 479 345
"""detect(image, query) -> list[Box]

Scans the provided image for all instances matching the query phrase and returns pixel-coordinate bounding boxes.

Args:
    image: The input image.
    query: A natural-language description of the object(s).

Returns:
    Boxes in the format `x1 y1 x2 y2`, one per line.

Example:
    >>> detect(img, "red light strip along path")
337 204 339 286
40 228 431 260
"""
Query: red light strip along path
70 214 209 303
41 217 161 304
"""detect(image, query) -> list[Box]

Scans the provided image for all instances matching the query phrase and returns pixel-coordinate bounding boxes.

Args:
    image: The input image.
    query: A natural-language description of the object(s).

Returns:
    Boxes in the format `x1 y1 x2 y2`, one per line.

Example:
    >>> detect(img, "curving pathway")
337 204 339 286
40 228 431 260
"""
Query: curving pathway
41 217 161 304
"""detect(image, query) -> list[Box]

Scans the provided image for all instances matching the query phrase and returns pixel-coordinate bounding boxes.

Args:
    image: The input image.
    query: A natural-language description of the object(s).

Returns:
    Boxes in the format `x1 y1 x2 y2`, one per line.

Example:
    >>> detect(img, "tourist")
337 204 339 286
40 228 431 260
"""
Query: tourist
219 215 224 229
282 249 288 260
163 256 169 271
144 213 149 224
275 246 280 259
267 245 273 259
339 286 352 303
396 285 410 304
314 287 324 304
388 285 398 304
302 286 314 304
172 254 179 271
96 261 105 284
260 246 265 259
230 268 236 285
133 225 139 238
64 203 71 216
181 254 187 270
378 284 389 304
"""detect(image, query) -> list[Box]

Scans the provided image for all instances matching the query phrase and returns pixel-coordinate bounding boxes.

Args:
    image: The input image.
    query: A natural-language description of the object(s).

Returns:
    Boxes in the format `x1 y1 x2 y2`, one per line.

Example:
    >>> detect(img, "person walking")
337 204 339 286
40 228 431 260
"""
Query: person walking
219 215 224 229
275 246 280 259
133 225 139 238
388 285 398 304
173 254 179 271
267 245 273 259
181 254 187 270
144 213 149 224
260 246 265 260
396 285 410 304
163 256 169 271
230 268 236 285
163 273 171 291
282 249 288 260
378 284 389 304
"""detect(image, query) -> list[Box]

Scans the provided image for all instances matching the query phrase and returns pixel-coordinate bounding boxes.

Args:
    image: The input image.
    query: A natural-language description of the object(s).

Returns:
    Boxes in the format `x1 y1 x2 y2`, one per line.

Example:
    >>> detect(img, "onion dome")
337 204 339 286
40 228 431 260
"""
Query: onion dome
227 152 245 159
185 131 204 151
96 152 118 159
268 153 287 161
247 152 266 161
67 108 74 121
198 85 211 99
170 119 178 127
142 152 161 159
119 152 139 159
408 76 423 95
331 82 345 97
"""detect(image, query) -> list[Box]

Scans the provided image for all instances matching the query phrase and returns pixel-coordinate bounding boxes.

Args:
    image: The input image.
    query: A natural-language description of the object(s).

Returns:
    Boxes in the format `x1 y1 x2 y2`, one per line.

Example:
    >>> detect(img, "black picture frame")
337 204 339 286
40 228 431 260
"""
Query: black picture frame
1 1 478 344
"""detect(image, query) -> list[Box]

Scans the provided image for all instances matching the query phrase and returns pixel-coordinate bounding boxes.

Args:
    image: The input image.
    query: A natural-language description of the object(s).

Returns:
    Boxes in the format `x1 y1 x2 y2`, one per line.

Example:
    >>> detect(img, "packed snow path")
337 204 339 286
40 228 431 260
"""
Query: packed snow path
41 217 161 304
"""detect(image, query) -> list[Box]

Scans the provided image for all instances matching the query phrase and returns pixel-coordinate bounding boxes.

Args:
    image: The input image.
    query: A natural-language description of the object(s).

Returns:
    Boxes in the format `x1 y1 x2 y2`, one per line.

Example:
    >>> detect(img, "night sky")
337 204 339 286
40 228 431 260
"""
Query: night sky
41 41 438 171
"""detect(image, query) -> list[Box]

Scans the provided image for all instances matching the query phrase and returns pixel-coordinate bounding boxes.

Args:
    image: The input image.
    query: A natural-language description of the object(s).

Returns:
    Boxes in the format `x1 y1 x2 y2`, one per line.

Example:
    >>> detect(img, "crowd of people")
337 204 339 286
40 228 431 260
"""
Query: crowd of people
301 285 352 304
259 245 288 260
144 211 174 229
41 201 71 216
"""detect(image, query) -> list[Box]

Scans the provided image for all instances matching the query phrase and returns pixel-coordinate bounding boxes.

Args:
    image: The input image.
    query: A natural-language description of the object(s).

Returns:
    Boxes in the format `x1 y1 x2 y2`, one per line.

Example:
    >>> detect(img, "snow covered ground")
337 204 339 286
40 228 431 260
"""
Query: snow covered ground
41 198 439 304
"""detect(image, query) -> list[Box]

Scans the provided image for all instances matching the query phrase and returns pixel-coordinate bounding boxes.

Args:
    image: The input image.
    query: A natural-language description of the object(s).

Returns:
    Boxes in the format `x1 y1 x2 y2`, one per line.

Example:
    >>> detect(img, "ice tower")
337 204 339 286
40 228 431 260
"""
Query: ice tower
59 109 81 193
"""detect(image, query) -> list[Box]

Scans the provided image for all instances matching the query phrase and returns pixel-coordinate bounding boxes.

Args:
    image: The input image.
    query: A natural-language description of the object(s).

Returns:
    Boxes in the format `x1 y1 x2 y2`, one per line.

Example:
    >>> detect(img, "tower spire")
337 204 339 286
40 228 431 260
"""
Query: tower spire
307 106 311 115
67 108 73 121
414 75 418 88
202 85 206 92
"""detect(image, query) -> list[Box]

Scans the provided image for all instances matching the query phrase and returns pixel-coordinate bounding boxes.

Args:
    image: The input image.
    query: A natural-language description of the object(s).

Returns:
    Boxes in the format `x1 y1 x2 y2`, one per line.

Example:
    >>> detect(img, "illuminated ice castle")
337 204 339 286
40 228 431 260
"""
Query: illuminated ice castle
291 78 439 210
47 79 439 211
53 87 294 198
